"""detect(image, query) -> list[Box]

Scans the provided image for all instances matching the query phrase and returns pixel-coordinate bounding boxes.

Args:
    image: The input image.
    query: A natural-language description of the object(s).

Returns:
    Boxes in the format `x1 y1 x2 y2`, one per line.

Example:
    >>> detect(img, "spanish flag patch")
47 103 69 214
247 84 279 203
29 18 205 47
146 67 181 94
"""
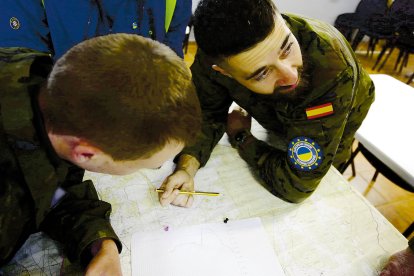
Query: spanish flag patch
305 103 334 120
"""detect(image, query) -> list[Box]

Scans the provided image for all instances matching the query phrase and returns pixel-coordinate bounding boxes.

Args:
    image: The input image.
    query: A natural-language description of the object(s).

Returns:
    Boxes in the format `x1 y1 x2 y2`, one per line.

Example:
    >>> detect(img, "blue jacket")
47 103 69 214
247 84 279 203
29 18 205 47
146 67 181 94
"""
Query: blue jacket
0 0 191 58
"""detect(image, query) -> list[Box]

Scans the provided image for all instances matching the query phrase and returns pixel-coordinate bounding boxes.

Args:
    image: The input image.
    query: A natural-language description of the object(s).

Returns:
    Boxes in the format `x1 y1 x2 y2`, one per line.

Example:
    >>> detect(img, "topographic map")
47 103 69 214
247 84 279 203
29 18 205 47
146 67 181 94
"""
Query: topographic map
1 123 407 275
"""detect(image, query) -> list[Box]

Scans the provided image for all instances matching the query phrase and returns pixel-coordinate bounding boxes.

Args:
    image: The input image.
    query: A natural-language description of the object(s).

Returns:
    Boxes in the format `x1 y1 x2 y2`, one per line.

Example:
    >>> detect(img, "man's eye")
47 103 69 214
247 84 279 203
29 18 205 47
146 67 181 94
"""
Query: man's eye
254 68 272 81
281 42 293 58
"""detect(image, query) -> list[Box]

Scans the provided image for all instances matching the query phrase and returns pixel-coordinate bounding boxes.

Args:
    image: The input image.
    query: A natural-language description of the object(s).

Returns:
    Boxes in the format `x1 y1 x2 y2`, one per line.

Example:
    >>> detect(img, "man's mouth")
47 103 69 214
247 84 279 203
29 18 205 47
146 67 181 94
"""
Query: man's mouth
276 78 300 93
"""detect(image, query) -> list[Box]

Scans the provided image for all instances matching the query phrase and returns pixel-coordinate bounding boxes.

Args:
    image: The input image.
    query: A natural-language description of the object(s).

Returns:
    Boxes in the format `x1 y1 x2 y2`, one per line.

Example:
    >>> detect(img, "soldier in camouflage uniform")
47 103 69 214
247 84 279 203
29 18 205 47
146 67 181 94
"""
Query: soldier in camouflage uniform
0 34 201 273
159 0 374 207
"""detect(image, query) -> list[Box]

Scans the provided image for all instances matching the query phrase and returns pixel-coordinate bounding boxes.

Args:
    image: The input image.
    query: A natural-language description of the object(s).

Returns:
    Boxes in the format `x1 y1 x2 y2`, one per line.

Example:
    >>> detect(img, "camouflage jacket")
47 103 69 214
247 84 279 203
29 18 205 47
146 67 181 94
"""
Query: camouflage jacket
0 48 121 266
181 14 375 203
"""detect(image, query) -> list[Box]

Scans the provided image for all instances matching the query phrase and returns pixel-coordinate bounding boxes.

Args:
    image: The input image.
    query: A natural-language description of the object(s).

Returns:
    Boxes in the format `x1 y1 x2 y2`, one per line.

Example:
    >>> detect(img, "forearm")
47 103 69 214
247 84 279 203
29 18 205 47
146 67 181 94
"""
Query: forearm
85 238 122 275
258 149 325 203
39 180 122 264
180 120 227 167
176 154 200 177
232 132 326 203
230 131 273 169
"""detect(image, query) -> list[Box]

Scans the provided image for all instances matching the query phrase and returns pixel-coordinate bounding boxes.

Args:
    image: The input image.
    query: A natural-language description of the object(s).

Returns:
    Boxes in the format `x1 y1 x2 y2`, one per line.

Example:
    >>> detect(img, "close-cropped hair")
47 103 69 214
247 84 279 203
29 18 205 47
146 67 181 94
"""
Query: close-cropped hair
193 0 278 59
41 33 201 161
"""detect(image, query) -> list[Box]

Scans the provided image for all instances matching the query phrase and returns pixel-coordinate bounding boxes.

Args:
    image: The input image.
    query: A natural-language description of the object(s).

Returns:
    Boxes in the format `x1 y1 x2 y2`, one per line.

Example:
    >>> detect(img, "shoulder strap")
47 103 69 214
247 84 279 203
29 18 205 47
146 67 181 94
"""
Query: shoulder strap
165 0 177 32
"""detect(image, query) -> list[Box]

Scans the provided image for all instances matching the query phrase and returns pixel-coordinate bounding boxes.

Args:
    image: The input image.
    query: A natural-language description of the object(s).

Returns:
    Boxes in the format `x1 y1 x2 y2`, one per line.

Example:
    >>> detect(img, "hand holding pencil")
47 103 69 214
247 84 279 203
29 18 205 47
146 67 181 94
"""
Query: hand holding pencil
158 169 197 208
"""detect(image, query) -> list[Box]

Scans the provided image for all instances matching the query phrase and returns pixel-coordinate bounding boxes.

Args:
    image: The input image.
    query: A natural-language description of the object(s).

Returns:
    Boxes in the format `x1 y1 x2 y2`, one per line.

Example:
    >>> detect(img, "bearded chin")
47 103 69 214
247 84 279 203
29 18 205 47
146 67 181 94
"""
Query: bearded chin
270 63 310 102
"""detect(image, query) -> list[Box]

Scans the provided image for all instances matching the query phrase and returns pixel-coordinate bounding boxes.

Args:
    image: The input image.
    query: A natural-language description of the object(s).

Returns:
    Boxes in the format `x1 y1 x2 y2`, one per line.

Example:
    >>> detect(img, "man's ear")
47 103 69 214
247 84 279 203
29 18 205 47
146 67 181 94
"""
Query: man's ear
71 142 101 164
212 64 233 78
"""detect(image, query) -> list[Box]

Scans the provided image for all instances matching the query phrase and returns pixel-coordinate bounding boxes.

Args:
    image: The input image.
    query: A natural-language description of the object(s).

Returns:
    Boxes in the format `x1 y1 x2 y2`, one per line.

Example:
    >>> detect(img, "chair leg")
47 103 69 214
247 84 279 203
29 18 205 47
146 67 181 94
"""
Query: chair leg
407 72 414 84
351 31 364 51
350 158 356 179
345 143 361 181
402 221 414 238
363 170 379 196
378 46 395 71
369 38 378 58
344 29 354 42
394 50 404 71
366 37 373 56
373 43 390 70
398 51 409 74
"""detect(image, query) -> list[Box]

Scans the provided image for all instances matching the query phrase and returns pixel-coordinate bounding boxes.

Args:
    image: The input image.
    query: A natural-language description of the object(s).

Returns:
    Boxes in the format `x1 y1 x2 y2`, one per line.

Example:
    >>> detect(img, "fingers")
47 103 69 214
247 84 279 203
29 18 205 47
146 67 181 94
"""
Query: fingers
172 193 194 208
158 170 195 208
159 181 174 200
159 190 193 208
159 189 179 206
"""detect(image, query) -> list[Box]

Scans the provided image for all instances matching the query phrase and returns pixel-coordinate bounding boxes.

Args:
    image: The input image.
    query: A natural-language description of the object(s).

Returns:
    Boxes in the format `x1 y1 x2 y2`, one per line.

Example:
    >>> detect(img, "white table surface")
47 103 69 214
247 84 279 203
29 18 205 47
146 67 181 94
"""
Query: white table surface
356 74 414 185
2 89 409 276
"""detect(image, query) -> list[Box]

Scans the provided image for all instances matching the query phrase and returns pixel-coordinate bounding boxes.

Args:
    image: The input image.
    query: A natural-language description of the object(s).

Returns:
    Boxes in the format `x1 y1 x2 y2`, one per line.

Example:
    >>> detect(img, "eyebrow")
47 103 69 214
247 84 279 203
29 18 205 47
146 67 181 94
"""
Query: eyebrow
244 33 292 81
245 66 267 80
280 33 291 49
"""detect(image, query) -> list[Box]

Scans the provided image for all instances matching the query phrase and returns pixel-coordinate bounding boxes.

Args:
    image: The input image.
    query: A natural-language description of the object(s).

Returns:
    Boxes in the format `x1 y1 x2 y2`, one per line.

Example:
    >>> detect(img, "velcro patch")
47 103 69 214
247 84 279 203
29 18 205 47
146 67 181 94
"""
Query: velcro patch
306 103 334 120
288 136 323 171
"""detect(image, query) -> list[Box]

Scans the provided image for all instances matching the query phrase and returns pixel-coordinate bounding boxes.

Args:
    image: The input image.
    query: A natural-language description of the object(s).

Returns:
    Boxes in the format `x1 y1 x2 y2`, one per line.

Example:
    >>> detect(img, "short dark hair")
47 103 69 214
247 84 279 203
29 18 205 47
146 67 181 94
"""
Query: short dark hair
193 0 278 58
42 33 201 160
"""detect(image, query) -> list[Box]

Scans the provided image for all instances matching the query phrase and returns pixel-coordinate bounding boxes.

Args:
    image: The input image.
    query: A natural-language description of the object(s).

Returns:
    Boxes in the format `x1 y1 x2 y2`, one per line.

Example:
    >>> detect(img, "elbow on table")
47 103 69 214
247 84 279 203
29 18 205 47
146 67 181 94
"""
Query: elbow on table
271 189 315 204
266 178 320 204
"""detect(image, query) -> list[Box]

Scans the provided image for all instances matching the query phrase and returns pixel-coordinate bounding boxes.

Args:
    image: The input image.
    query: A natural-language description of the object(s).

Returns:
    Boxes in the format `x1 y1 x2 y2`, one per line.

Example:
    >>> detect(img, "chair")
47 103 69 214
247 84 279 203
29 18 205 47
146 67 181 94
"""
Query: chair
371 0 414 72
334 0 388 42
351 0 414 55
346 141 414 237
373 26 414 73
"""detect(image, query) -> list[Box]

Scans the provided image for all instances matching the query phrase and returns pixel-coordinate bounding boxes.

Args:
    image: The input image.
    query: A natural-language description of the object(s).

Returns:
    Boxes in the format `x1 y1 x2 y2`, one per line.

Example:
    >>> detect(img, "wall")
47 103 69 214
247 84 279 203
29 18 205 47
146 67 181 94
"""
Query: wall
274 0 360 25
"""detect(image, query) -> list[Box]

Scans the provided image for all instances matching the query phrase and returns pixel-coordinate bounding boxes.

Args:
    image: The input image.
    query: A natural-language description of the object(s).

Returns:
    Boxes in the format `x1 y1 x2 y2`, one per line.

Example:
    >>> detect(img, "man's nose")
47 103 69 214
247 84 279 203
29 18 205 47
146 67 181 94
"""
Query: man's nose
276 64 297 86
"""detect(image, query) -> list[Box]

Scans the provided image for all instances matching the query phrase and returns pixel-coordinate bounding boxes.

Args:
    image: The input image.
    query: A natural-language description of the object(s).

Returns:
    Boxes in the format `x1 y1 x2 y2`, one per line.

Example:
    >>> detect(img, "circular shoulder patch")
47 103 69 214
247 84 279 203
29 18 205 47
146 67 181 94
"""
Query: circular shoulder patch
10 17 20 30
288 136 323 171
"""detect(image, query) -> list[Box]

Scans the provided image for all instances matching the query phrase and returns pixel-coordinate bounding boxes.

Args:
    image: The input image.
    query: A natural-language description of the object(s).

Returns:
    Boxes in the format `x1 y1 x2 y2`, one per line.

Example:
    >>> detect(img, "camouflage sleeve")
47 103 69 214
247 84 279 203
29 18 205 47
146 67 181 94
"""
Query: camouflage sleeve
39 177 122 266
0 48 121 266
179 52 233 166
238 68 374 203
0 123 36 265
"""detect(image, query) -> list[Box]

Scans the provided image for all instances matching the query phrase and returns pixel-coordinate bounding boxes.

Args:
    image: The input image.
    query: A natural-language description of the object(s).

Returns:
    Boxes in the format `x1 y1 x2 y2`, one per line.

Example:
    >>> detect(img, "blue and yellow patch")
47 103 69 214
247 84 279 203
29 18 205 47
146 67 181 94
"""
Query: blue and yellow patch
288 137 323 171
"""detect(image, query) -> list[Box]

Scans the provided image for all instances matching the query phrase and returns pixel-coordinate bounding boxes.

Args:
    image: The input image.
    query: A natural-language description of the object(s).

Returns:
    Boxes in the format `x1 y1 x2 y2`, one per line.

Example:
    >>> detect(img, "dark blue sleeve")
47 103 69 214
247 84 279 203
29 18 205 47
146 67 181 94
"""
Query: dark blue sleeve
0 0 50 53
163 0 192 58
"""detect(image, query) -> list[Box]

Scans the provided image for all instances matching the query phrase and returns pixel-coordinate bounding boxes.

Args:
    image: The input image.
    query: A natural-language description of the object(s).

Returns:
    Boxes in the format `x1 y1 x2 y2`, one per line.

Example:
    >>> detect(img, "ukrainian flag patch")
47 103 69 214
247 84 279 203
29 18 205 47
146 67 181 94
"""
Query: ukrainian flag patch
288 136 323 171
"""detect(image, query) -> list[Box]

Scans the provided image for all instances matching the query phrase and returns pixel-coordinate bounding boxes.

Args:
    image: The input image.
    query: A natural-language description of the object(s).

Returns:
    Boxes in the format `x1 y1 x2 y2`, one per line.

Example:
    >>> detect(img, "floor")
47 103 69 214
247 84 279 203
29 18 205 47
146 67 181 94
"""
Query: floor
183 40 414 240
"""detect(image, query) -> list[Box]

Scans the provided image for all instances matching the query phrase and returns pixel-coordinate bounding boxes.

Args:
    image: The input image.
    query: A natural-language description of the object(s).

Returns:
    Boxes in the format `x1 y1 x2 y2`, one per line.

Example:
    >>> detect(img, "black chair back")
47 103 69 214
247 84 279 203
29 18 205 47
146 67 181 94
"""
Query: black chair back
355 0 388 19
388 0 414 28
